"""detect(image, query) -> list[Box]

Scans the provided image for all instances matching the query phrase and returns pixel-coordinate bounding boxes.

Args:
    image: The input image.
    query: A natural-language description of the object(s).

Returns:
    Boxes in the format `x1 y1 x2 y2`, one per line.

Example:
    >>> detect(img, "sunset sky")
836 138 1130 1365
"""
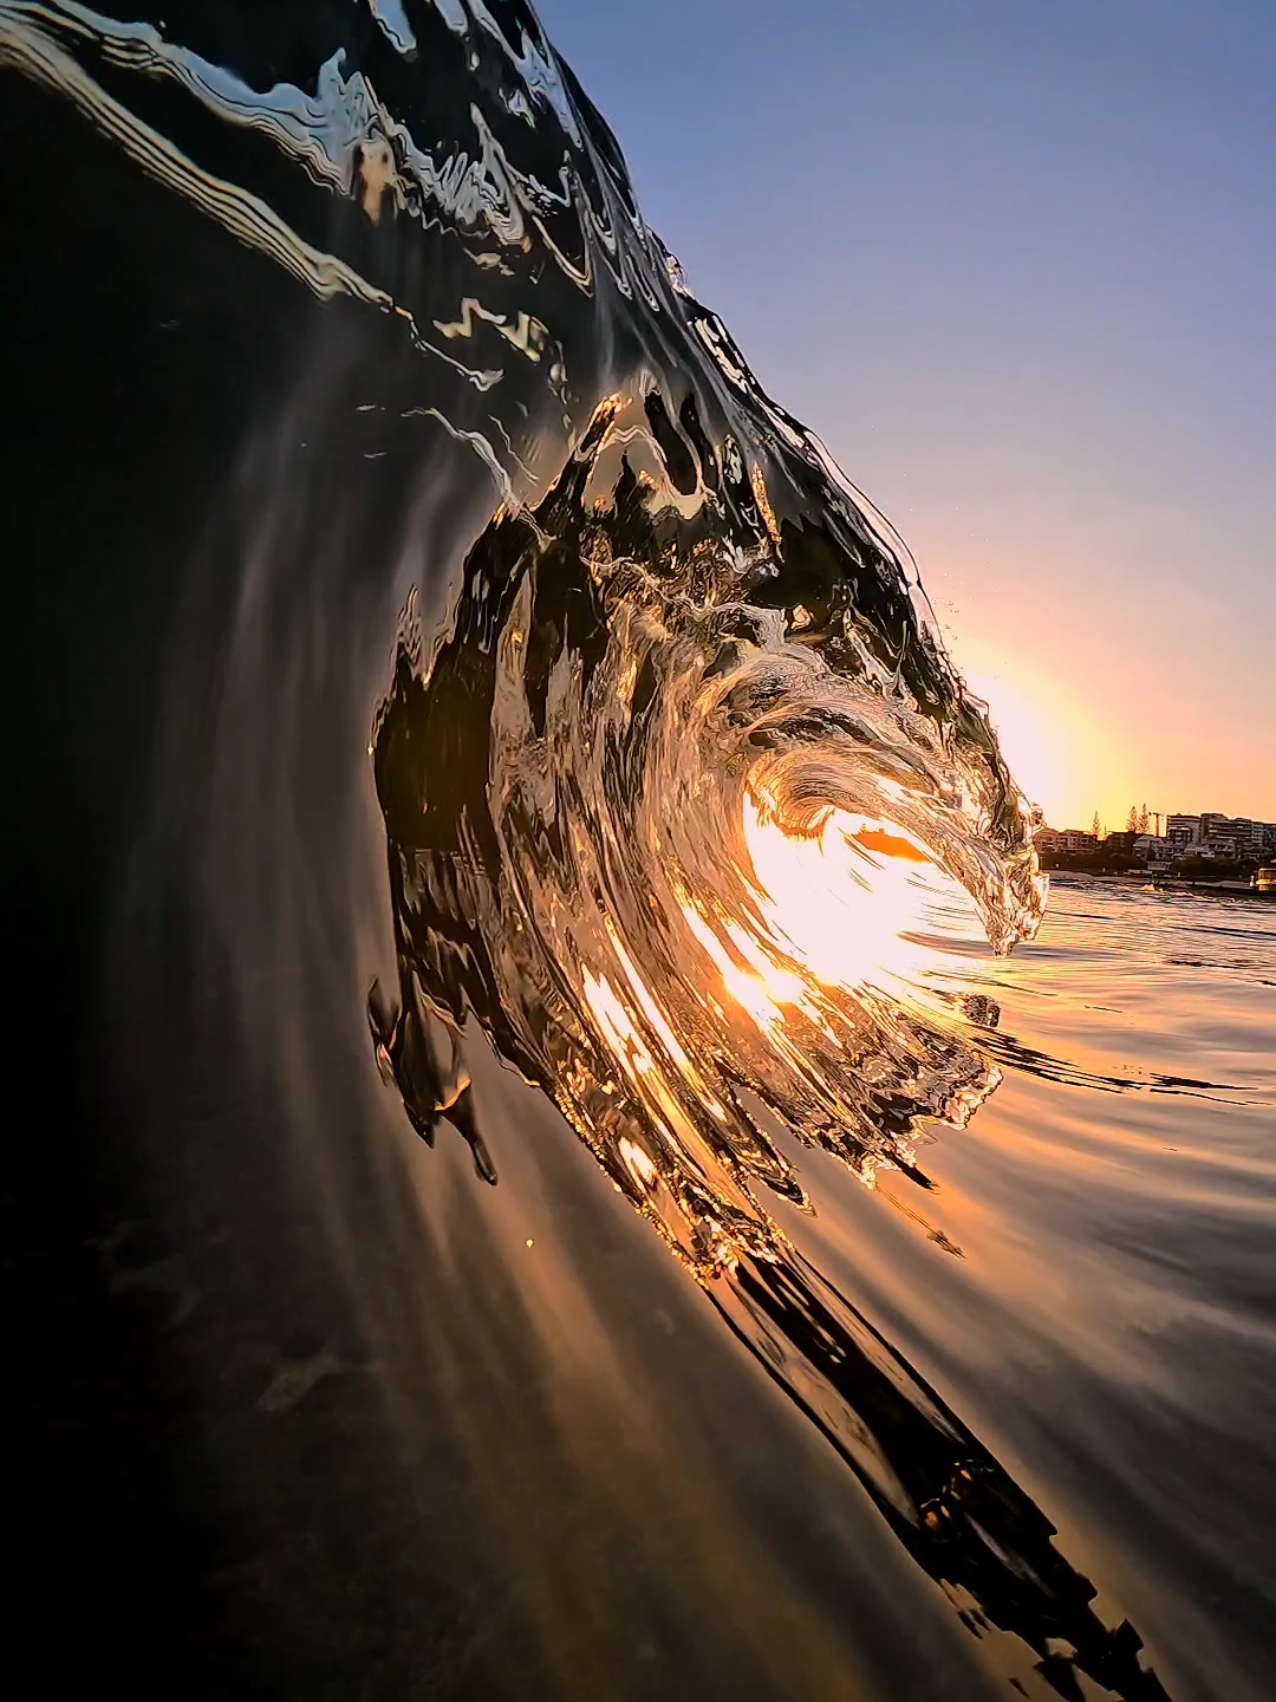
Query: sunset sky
538 0 1275 831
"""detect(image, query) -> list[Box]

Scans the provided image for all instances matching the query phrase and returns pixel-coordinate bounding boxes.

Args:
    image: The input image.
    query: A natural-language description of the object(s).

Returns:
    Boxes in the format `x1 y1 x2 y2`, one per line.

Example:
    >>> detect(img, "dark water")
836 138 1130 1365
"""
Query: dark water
4 5 1273 1699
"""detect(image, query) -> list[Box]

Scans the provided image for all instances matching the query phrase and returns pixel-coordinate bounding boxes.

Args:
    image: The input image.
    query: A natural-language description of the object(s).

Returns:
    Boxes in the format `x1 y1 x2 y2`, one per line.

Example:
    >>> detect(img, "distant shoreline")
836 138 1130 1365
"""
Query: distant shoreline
1046 870 1276 900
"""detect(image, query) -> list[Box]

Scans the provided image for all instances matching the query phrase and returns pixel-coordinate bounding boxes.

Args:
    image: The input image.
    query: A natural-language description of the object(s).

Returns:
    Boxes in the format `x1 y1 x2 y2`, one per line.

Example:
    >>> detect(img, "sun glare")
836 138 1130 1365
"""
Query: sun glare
958 664 1064 821
952 646 1144 831
738 793 967 1011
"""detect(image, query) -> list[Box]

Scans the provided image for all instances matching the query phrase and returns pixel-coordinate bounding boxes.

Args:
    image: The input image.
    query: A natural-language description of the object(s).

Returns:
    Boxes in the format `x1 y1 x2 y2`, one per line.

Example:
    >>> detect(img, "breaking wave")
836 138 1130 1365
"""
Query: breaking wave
2 3 1180 1695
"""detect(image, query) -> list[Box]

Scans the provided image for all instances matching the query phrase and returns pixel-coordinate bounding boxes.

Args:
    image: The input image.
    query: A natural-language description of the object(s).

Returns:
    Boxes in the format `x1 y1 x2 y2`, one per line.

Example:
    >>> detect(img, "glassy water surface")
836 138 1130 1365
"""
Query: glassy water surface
2 5 1272 1700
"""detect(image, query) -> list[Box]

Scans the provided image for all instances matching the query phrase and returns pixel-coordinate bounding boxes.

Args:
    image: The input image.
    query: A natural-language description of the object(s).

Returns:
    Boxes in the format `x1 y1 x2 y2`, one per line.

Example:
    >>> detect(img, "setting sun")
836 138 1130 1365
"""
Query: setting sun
953 646 1141 832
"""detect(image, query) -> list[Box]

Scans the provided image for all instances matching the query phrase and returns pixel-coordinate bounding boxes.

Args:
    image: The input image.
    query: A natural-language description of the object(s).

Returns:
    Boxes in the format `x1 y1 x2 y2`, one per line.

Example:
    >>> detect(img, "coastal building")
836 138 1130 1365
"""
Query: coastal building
1133 835 1177 866
1035 828 1099 855
1044 815 1276 867
1163 813 1276 856
1201 815 1274 853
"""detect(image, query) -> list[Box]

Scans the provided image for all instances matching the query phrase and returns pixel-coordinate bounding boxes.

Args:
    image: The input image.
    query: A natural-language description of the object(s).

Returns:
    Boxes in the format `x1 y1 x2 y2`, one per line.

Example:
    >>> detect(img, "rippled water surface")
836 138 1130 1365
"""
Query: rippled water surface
3 5 1273 1700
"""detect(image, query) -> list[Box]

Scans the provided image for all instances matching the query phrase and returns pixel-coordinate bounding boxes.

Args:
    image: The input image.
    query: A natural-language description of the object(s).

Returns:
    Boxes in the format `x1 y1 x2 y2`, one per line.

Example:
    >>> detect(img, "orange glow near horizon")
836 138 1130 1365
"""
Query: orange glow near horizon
929 568 1274 834
953 646 1147 833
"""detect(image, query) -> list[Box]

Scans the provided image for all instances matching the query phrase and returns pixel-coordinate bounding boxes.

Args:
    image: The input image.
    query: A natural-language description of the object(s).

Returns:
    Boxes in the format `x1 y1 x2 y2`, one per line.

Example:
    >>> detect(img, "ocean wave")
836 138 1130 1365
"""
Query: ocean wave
4 3 1181 1695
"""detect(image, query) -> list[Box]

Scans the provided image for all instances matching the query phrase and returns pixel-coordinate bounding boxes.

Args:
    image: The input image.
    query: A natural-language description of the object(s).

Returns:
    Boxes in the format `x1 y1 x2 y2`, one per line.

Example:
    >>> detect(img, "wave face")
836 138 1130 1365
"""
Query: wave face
1 3 1178 1697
